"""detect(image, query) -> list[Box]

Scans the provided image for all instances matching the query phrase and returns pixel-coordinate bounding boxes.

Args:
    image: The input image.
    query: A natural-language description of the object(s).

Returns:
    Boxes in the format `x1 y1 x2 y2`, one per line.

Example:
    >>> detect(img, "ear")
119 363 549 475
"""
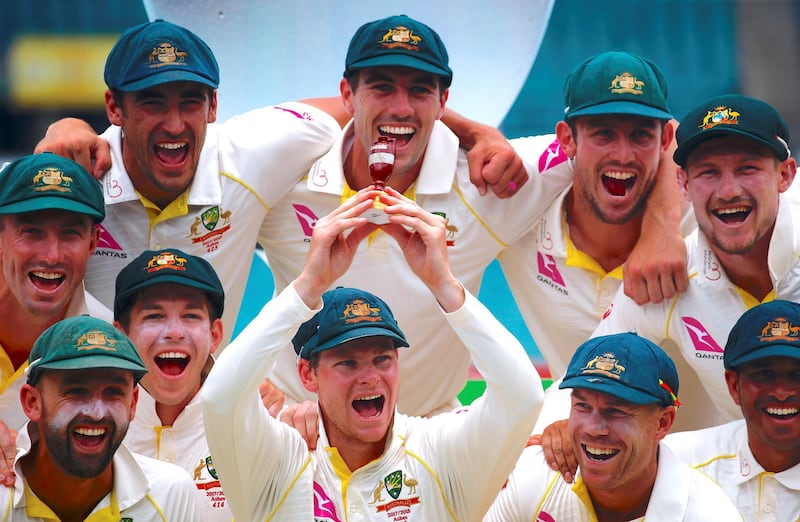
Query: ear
555 120 577 159
208 318 224 356
298 359 319 393
340 78 356 116
676 167 691 203
207 90 218 124
105 89 124 127
20 384 43 423
435 88 449 120
724 369 742 407
654 405 676 440
777 157 797 193
661 119 676 152
88 223 101 256
129 385 139 422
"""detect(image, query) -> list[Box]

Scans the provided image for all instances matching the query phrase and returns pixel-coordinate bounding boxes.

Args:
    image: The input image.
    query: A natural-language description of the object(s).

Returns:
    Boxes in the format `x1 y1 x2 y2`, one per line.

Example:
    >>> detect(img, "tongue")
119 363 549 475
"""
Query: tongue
353 399 380 417
156 359 187 376
154 145 188 166
606 177 627 196
31 275 62 291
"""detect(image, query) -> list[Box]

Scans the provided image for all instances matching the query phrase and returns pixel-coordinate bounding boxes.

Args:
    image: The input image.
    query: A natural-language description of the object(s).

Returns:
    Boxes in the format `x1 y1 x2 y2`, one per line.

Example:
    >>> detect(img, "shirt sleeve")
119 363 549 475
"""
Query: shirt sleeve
421 291 544 519
201 283 318 521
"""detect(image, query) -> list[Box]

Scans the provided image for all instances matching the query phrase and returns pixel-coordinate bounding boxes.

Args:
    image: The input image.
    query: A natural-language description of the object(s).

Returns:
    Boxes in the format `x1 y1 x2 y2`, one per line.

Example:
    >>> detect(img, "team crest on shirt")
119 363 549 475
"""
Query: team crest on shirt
193 455 226 510
433 212 458 246
759 316 800 342
582 352 625 379
31 167 73 192
187 206 233 253
609 71 645 95
701 105 740 130
371 470 421 519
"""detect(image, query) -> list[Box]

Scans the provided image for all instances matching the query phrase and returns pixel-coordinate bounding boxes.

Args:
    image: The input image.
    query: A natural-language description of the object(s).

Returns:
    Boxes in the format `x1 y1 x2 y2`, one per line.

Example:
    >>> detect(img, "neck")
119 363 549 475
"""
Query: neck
0 292 66 369
749 434 800 473
21 440 112 522
712 235 772 301
153 391 196 427
566 190 643 272
586 451 658 522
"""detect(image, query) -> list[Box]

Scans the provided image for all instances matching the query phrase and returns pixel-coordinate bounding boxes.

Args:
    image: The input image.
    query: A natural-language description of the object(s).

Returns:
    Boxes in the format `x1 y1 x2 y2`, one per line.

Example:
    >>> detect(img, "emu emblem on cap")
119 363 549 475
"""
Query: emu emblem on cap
32 168 73 193
760 317 800 342
582 352 626 379
149 42 188 67
609 72 644 95
76 330 118 352
380 26 422 49
343 298 382 324
701 105 740 130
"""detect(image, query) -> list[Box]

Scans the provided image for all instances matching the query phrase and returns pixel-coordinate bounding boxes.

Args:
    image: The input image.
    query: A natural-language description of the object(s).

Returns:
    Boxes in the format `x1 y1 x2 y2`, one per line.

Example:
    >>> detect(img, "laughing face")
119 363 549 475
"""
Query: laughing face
105 81 217 208
559 114 669 224
726 356 800 471
341 66 448 183
679 136 795 258
118 284 222 421
568 389 673 494
0 211 98 321
23 368 137 478
300 336 399 461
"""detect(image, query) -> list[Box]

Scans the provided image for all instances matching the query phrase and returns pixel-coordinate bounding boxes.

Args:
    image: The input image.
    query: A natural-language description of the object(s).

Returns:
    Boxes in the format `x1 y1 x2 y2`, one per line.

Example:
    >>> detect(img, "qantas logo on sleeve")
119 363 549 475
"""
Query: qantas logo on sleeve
681 316 724 358
537 252 566 287
313 482 342 522
293 204 319 241
93 225 128 258
538 138 568 173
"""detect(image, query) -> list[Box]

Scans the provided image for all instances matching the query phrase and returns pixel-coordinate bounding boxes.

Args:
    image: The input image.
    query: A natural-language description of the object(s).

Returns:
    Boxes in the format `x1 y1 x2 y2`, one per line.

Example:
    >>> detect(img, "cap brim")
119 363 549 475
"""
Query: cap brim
560 375 661 405
725 344 800 369
0 198 103 219
567 100 672 121
346 54 451 80
674 128 790 167
116 70 218 92
303 327 409 359
115 276 223 317
34 356 147 377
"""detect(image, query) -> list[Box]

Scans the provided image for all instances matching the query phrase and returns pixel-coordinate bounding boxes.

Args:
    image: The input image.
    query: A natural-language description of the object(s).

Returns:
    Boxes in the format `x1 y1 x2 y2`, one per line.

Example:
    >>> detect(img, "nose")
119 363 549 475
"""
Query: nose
39 232 63 265
357 364 381 385
770 376 798 401
387 89 413 119
81 397 109 420
161 104 185 135
162 314 188 341
716 170 743 200
584 410 610 436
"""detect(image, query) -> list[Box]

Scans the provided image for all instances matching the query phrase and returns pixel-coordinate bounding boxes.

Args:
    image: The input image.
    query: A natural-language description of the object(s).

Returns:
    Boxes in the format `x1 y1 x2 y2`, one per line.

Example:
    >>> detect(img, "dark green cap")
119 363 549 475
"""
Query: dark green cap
564 50 671 121
114 248 224 320
724 300 800 370
28 316 147 385
674 94 790 167
560 333 681 408
0 153 104 220
344 15 452 88
292 287 409 360
104 20 219 92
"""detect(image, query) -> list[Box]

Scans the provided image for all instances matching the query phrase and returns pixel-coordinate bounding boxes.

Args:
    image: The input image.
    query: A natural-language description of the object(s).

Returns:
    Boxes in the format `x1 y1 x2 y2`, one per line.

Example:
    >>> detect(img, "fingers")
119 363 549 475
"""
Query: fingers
540 419 576 483
466 149 489 196
0 421 17 487
278 401 320 451
484 155 529 199
259 378 285 418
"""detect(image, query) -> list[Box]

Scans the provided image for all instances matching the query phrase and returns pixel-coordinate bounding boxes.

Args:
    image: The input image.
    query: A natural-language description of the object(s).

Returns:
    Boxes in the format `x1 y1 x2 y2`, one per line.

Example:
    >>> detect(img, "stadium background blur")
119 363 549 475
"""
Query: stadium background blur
2 0 798 400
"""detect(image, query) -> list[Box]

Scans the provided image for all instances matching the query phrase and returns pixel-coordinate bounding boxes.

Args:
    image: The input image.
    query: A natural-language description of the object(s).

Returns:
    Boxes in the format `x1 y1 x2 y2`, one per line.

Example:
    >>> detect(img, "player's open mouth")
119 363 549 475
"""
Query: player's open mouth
29 271 64 291
155 352 190 376
582 444 619 462
602 171 636 197
765 406 799 418
154 141 189 166
73 426 108 449
713 205 751 224
352 394 385 418
379 125 414 146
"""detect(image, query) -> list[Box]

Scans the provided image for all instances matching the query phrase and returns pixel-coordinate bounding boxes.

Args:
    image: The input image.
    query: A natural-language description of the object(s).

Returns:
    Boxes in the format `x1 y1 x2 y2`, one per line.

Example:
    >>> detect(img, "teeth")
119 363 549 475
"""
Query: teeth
379 126 414 135
157 352 188 360
604 171 634 180
585 446 616 456
75 427 105 437
716 206 748 215
767 407 798 416
355 395 381 401
32 271 62 280
156 142 186 150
